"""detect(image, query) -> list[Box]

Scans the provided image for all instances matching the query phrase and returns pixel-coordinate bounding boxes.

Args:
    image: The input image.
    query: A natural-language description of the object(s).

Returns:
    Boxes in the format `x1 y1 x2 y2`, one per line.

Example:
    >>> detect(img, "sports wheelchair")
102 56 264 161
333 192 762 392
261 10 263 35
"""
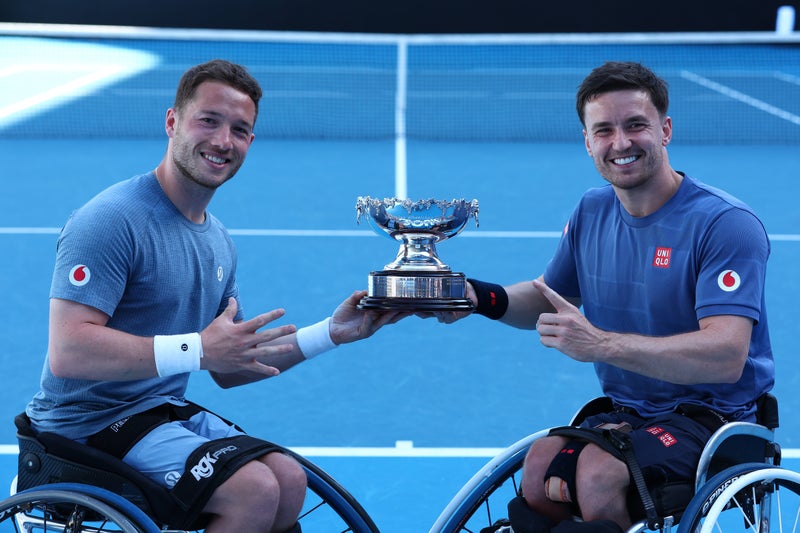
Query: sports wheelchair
431 394 800 533
0 412 380 532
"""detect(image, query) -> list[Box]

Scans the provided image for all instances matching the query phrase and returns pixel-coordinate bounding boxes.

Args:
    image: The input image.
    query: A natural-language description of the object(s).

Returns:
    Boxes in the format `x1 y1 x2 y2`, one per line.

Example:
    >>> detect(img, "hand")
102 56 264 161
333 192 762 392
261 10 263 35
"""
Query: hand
415 282 477 324
200 298 297 376
329 290 408 345
533 279 606 362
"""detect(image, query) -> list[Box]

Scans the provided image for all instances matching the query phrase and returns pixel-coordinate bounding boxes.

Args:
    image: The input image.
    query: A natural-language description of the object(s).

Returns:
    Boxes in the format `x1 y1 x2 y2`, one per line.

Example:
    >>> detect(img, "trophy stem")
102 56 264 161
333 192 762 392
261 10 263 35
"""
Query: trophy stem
386 233 449 271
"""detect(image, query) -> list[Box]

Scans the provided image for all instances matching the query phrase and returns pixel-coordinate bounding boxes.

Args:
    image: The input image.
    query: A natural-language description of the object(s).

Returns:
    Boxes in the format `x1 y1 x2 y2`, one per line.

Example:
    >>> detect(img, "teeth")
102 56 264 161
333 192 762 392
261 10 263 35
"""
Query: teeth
613 156 637 165
204 154 226 164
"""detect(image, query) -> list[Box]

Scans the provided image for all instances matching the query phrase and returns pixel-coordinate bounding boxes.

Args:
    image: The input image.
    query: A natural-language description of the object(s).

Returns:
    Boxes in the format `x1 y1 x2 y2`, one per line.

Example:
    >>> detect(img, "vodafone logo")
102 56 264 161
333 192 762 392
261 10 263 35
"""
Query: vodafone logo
69 265 91 287
717 270 741 292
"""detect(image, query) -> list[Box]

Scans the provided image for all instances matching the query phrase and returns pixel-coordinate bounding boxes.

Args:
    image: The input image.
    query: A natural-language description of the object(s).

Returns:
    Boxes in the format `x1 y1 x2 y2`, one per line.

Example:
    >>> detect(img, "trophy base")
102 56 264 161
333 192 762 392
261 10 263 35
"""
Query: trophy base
358 270 475 311
358 297 474 311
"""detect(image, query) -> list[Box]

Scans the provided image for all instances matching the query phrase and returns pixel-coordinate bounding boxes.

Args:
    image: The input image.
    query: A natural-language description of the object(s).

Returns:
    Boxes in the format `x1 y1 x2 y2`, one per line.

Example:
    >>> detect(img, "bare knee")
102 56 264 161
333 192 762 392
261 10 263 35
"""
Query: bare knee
261 452 307 531
205 461 280 530
575 445 630 525
263 452 307 497
521 436 572 523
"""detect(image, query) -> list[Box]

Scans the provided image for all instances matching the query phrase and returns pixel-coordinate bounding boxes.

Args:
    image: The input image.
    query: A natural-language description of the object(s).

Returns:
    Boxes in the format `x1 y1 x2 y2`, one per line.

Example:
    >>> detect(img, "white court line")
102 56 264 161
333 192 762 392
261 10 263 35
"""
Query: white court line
0 442 499 458
0 227 61 234
774 71 800 86
0 64 126 121
0 441 798 459
230 229 373 237
2 228 800 241
680 70 800 126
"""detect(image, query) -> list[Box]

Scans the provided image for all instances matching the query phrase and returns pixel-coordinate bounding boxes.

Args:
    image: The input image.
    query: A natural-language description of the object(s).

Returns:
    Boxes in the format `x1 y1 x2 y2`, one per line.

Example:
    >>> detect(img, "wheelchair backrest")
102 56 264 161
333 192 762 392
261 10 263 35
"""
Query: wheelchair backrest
14 413 207 530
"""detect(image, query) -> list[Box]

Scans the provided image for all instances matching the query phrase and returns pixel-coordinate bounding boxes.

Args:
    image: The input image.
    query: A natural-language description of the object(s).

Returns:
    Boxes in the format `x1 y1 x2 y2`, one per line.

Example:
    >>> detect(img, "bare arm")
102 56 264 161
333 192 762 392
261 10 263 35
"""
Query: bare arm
426 274 580 327
498 274 581 330
533 279 751 385
48 297 297 382
212 290 407 388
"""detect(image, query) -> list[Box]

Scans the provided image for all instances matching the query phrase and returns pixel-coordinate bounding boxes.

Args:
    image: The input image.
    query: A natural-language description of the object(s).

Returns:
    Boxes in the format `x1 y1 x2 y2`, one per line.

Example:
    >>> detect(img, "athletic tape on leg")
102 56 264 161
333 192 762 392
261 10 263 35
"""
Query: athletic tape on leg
544 439 588 503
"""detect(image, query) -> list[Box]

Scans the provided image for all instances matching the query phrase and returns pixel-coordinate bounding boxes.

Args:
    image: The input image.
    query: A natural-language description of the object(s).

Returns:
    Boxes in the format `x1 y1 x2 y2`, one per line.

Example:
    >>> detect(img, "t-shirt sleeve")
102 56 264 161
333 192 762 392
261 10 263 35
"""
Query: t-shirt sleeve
543 210 581 299
50 205 133 317
695 208 770 322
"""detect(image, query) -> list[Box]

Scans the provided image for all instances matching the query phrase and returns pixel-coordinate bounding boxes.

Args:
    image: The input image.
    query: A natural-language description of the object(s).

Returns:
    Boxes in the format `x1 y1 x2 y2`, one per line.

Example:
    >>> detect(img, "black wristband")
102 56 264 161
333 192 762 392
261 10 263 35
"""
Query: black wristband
468 278 509 320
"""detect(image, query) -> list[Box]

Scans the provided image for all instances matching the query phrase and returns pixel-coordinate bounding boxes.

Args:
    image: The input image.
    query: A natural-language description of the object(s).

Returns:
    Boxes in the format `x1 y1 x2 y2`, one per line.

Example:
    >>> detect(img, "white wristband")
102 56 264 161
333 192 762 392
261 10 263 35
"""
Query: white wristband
296 317 337 359
153 332 203 377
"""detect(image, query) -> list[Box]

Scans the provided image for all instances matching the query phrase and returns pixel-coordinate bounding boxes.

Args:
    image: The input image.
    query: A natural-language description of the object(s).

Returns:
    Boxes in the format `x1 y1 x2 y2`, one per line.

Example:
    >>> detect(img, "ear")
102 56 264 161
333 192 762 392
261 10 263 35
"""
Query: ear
165 108 177 138
583 129 592 156
661 116 673 146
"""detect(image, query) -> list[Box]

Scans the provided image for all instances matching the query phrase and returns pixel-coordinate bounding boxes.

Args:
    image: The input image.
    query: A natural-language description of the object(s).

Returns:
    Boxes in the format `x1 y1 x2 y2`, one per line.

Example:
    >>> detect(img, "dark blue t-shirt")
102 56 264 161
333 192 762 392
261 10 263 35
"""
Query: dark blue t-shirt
544 174 773 420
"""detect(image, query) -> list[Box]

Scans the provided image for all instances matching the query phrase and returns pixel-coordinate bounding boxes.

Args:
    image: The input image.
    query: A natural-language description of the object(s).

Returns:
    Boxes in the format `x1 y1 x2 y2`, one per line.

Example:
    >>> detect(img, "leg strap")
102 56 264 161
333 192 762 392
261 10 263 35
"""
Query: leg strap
547 426 662 530
544 440 587 503
168 434 282 525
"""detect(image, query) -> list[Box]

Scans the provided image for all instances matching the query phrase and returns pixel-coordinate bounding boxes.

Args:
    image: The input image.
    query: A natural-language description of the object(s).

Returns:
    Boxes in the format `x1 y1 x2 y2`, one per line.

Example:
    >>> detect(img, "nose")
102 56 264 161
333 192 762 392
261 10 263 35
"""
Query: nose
610 129 632 151
210 127 234 150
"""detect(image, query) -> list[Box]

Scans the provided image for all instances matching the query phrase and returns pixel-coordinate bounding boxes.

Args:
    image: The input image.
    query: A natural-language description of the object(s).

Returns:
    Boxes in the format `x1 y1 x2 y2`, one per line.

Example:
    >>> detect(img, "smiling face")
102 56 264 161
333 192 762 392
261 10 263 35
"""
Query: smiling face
166 80 256 190
582 89 672 191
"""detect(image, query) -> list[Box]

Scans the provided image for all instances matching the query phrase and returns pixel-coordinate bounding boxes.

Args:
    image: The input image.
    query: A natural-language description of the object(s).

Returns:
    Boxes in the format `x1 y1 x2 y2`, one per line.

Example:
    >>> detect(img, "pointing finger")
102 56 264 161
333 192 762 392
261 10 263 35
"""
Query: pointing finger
532 279 574 313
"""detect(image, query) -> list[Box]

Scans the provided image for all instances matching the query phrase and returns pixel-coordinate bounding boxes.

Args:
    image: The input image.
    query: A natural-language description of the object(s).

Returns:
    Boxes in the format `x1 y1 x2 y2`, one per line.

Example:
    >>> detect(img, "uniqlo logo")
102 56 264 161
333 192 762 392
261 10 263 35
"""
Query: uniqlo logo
645 426 663 435
653 247 671 268
658 432 678 447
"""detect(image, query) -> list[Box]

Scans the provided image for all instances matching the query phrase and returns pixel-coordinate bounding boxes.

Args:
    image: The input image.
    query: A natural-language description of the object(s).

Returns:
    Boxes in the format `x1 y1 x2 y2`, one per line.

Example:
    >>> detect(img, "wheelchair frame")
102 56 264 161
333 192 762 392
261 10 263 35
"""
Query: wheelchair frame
0 413 380 532
430 395 790 533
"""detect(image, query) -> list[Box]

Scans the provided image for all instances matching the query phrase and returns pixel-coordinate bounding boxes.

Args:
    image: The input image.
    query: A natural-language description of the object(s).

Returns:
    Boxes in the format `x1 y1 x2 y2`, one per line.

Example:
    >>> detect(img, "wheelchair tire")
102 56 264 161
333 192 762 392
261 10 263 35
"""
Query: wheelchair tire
292 452 381 533
0 482 162 532
5 454 378 533
678 463 800 533
430 431 546 532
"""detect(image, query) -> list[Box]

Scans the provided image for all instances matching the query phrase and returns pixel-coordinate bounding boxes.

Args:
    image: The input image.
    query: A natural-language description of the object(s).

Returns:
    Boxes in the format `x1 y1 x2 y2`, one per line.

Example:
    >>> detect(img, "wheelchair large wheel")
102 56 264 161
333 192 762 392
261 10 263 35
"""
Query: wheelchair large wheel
0 482 162 532
4 459 378 533
678 464 800 533
430 431 545 533
292 452 380 533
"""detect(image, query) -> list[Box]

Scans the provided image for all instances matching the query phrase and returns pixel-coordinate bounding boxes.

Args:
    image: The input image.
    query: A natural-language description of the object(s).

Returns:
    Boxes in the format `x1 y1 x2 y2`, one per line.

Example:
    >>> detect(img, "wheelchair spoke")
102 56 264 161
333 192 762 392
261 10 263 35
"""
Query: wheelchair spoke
680 467 800 533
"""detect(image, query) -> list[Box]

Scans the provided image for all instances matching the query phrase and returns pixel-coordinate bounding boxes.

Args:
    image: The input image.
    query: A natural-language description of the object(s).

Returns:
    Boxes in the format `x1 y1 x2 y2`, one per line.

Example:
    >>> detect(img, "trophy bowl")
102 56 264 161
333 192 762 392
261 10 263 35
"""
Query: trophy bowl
355 196 479 311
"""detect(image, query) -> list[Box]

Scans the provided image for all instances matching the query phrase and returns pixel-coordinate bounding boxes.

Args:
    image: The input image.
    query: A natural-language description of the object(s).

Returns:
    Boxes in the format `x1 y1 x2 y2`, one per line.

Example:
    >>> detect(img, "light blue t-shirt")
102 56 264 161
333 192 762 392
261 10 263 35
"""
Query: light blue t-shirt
544 174 773 420
27 172 242 439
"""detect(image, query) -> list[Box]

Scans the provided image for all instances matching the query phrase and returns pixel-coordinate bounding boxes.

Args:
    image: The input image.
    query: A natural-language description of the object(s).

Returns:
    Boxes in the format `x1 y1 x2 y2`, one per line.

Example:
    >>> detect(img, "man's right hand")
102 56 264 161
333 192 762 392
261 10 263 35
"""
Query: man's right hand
200 297 296 376
415 282 477 324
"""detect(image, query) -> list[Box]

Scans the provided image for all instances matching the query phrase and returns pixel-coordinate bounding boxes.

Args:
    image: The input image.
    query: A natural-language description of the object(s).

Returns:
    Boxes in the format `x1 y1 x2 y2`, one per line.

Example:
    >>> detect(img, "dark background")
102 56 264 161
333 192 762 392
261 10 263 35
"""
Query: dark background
1 0 798 33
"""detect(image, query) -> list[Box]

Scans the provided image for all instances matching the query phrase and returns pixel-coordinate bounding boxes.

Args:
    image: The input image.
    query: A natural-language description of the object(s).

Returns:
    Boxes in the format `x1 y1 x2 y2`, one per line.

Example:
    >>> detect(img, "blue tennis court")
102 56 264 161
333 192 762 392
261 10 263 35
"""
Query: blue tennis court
1 26 800 532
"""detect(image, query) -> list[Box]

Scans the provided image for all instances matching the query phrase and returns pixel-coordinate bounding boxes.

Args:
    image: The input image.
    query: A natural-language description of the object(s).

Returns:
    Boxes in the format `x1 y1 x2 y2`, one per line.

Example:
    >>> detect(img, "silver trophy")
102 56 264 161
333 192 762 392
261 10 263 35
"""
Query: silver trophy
355 196 479 311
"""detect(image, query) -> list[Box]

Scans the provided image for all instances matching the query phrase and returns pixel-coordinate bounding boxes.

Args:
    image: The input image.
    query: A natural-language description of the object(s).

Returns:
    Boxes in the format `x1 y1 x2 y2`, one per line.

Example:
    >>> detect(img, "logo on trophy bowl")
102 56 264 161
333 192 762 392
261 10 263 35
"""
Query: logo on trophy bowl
355 196 479 311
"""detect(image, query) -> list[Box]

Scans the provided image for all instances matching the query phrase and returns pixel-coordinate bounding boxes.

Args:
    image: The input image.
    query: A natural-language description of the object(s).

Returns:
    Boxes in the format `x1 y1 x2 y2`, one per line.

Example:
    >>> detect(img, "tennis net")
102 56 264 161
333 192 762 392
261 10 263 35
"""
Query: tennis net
1 23 799 144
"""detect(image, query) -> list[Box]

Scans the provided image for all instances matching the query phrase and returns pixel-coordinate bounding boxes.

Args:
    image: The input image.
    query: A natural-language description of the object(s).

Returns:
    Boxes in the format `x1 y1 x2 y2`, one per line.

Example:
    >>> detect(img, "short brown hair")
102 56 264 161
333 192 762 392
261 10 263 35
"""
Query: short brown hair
174 59 263 124
576 62 669 125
